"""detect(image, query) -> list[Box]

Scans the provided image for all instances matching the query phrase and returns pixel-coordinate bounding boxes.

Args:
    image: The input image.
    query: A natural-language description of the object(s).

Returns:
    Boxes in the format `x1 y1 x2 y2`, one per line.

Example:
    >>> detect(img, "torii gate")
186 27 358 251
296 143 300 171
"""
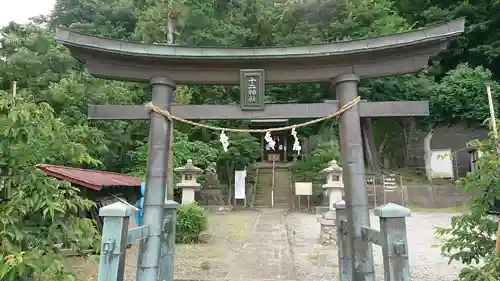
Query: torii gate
56 17 464 281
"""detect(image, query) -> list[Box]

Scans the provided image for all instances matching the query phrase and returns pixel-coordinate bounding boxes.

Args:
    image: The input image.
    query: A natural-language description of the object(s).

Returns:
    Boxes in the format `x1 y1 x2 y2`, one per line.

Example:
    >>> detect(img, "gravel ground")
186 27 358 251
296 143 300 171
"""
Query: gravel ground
66 209 463 281
286 211 463 281
65 210 260 281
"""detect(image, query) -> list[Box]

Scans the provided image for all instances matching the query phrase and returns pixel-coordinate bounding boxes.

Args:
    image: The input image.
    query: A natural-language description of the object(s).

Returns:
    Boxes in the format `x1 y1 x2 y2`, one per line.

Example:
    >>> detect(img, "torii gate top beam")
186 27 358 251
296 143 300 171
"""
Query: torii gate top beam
55 18 464 84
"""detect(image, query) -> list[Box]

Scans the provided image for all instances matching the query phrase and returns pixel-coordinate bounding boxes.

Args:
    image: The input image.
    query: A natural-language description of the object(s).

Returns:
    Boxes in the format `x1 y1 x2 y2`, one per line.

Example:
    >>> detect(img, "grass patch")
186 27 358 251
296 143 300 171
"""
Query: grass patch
408 204 467 213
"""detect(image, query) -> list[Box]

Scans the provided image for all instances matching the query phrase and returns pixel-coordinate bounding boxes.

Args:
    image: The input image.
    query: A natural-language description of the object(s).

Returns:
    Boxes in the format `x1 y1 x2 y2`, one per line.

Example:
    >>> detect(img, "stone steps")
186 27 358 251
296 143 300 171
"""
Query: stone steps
254 167 292 207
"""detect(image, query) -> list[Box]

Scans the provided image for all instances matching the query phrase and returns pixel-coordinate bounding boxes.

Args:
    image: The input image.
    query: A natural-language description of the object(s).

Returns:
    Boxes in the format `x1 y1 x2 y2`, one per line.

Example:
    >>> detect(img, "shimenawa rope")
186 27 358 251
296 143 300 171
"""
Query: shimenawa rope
144 96 361 133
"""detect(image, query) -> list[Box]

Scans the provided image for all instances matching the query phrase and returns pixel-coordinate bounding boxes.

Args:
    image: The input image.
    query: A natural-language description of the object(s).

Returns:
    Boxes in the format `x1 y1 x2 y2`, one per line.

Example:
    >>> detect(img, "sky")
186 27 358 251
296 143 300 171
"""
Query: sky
0 0 55 27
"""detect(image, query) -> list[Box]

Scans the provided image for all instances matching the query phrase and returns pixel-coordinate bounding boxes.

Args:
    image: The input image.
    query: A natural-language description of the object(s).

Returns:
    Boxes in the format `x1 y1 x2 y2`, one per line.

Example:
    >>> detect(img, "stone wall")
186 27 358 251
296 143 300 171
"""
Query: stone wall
194 180 476 210
371 184 477 209
406 123 488 177
194 184 254 206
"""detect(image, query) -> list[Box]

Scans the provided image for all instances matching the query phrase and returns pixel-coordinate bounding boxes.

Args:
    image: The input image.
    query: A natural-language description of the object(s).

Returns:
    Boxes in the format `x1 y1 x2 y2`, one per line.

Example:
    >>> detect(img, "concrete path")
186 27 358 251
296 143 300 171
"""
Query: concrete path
227 208 296 281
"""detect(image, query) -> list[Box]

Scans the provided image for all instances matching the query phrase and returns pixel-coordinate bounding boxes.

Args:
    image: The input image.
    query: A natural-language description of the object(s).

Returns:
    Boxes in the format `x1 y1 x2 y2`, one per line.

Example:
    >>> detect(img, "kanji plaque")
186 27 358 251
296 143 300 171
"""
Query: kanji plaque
240 69 265 111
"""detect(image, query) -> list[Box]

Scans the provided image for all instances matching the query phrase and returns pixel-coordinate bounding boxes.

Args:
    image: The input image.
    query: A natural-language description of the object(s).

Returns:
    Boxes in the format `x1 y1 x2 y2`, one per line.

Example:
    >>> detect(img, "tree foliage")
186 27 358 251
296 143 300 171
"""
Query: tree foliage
216 133 261 172
434 134 500 280
292 140 341 184
0 94 98 280
129 130 219 180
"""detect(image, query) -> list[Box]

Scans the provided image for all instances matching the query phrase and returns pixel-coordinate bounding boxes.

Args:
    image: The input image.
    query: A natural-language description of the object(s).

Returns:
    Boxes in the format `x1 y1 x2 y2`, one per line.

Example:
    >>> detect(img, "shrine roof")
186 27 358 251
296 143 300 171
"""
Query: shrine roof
55 18 465 84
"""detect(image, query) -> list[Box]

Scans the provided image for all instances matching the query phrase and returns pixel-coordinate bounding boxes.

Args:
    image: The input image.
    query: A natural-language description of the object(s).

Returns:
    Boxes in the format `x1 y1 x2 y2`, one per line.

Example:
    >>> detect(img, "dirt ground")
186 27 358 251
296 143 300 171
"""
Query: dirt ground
66 209 461 281
65 210 260 281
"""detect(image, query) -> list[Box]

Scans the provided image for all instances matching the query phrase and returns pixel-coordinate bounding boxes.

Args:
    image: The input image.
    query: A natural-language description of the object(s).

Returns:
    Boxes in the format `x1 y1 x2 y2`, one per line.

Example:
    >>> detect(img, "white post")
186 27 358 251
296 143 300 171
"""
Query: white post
487 86 497 138
271 160 275 208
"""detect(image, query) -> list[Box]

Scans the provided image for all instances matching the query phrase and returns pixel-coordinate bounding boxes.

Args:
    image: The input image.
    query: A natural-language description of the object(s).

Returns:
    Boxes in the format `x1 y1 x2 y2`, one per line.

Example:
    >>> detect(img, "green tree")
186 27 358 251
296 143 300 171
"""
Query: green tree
0 22 152 173
292 140 341 191
0 93 98 280
394 0 500 79
433 133 500 280
215 133 261 203
428 64 500 128
129 130 219 179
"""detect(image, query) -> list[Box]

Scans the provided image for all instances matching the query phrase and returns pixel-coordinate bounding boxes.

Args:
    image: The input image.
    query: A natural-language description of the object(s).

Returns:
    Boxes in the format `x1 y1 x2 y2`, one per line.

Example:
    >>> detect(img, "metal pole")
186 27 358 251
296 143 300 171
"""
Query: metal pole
335 200 352 281
159 199 180 281
333 74 375 281
138 77 175 281
375 203 411 281
272 159 275 208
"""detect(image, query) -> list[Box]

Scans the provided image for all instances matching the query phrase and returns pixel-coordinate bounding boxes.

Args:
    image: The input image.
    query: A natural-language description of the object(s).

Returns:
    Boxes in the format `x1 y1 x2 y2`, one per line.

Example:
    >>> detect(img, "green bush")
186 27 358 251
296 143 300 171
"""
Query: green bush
175 202 208 244
434 134 500 281
292 140 341 194
455 254 500 281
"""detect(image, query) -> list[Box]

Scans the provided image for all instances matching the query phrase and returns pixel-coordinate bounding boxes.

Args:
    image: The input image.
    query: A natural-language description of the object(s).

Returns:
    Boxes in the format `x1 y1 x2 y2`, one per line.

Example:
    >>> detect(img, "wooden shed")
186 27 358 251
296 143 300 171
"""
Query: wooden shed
37 164 142 232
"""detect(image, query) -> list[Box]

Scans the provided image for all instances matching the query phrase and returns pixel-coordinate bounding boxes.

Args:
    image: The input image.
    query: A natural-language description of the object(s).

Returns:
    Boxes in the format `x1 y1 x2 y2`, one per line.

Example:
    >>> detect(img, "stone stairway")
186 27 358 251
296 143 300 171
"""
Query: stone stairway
254 166 291 208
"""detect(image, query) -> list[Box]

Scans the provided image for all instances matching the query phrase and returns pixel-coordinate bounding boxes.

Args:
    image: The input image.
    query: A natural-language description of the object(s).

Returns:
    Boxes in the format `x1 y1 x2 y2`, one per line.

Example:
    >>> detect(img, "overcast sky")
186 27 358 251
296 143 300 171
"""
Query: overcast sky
0 0 55 27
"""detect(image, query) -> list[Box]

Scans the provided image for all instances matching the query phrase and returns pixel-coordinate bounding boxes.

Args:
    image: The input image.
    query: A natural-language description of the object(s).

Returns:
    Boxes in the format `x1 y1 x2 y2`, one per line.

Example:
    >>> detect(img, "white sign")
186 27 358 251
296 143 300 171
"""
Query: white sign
383 174 397 191
295 182 313 196
430 149 454 179
234 170 246 199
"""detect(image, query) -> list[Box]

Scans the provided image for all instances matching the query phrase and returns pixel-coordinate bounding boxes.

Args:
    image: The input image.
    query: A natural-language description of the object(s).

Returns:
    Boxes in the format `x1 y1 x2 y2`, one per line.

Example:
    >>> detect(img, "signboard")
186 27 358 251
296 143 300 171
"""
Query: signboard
240 69 265 111
383 174 397 191
295 182 313 196
430 149 454 179
234 170 246 199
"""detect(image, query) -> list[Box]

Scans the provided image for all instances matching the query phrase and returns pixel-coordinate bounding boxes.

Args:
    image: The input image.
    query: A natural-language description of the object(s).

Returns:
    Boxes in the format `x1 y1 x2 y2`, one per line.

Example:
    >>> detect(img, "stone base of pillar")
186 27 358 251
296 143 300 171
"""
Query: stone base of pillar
315 206 330 214
318 211 336 246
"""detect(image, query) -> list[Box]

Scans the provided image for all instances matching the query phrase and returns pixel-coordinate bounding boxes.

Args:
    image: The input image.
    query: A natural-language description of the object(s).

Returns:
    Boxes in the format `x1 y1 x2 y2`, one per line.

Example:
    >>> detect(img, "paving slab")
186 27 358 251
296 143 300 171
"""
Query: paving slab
227 208 296 281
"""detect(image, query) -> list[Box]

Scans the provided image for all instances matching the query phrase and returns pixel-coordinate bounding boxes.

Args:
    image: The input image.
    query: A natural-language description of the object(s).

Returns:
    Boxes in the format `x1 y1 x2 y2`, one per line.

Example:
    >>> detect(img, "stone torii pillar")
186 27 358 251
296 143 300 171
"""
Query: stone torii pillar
333 74 374 281
138 77 175 281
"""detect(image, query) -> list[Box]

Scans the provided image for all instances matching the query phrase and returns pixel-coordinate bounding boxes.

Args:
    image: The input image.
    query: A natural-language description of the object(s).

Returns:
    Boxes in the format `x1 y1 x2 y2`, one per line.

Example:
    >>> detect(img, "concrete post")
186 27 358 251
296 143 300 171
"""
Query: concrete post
97 202 136 281
333 74 375 281
159 199 180 281
374 203 411 281
138 77 176 281
335 200 352 281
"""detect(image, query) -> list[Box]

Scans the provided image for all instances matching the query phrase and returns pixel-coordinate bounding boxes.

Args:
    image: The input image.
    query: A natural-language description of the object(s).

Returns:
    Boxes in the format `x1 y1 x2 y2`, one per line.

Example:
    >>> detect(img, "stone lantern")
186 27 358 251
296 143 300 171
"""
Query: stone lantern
317 160 344 245
174 159 202 204
321 160 344 210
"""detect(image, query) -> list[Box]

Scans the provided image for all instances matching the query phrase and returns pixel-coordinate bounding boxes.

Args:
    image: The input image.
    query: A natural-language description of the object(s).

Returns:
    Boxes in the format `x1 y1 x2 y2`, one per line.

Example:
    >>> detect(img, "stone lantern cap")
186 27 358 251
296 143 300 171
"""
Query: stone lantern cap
175 159 202 190
321 160 342 174
322 159 344 191
174 159 203 174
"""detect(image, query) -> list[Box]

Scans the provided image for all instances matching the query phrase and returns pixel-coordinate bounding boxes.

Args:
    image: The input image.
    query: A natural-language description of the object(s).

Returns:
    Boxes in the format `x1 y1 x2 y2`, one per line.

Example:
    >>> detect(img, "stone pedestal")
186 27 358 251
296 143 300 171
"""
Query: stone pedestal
315 192 331 214
318 211 336 245
182 187 196 204
325 187 343 210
